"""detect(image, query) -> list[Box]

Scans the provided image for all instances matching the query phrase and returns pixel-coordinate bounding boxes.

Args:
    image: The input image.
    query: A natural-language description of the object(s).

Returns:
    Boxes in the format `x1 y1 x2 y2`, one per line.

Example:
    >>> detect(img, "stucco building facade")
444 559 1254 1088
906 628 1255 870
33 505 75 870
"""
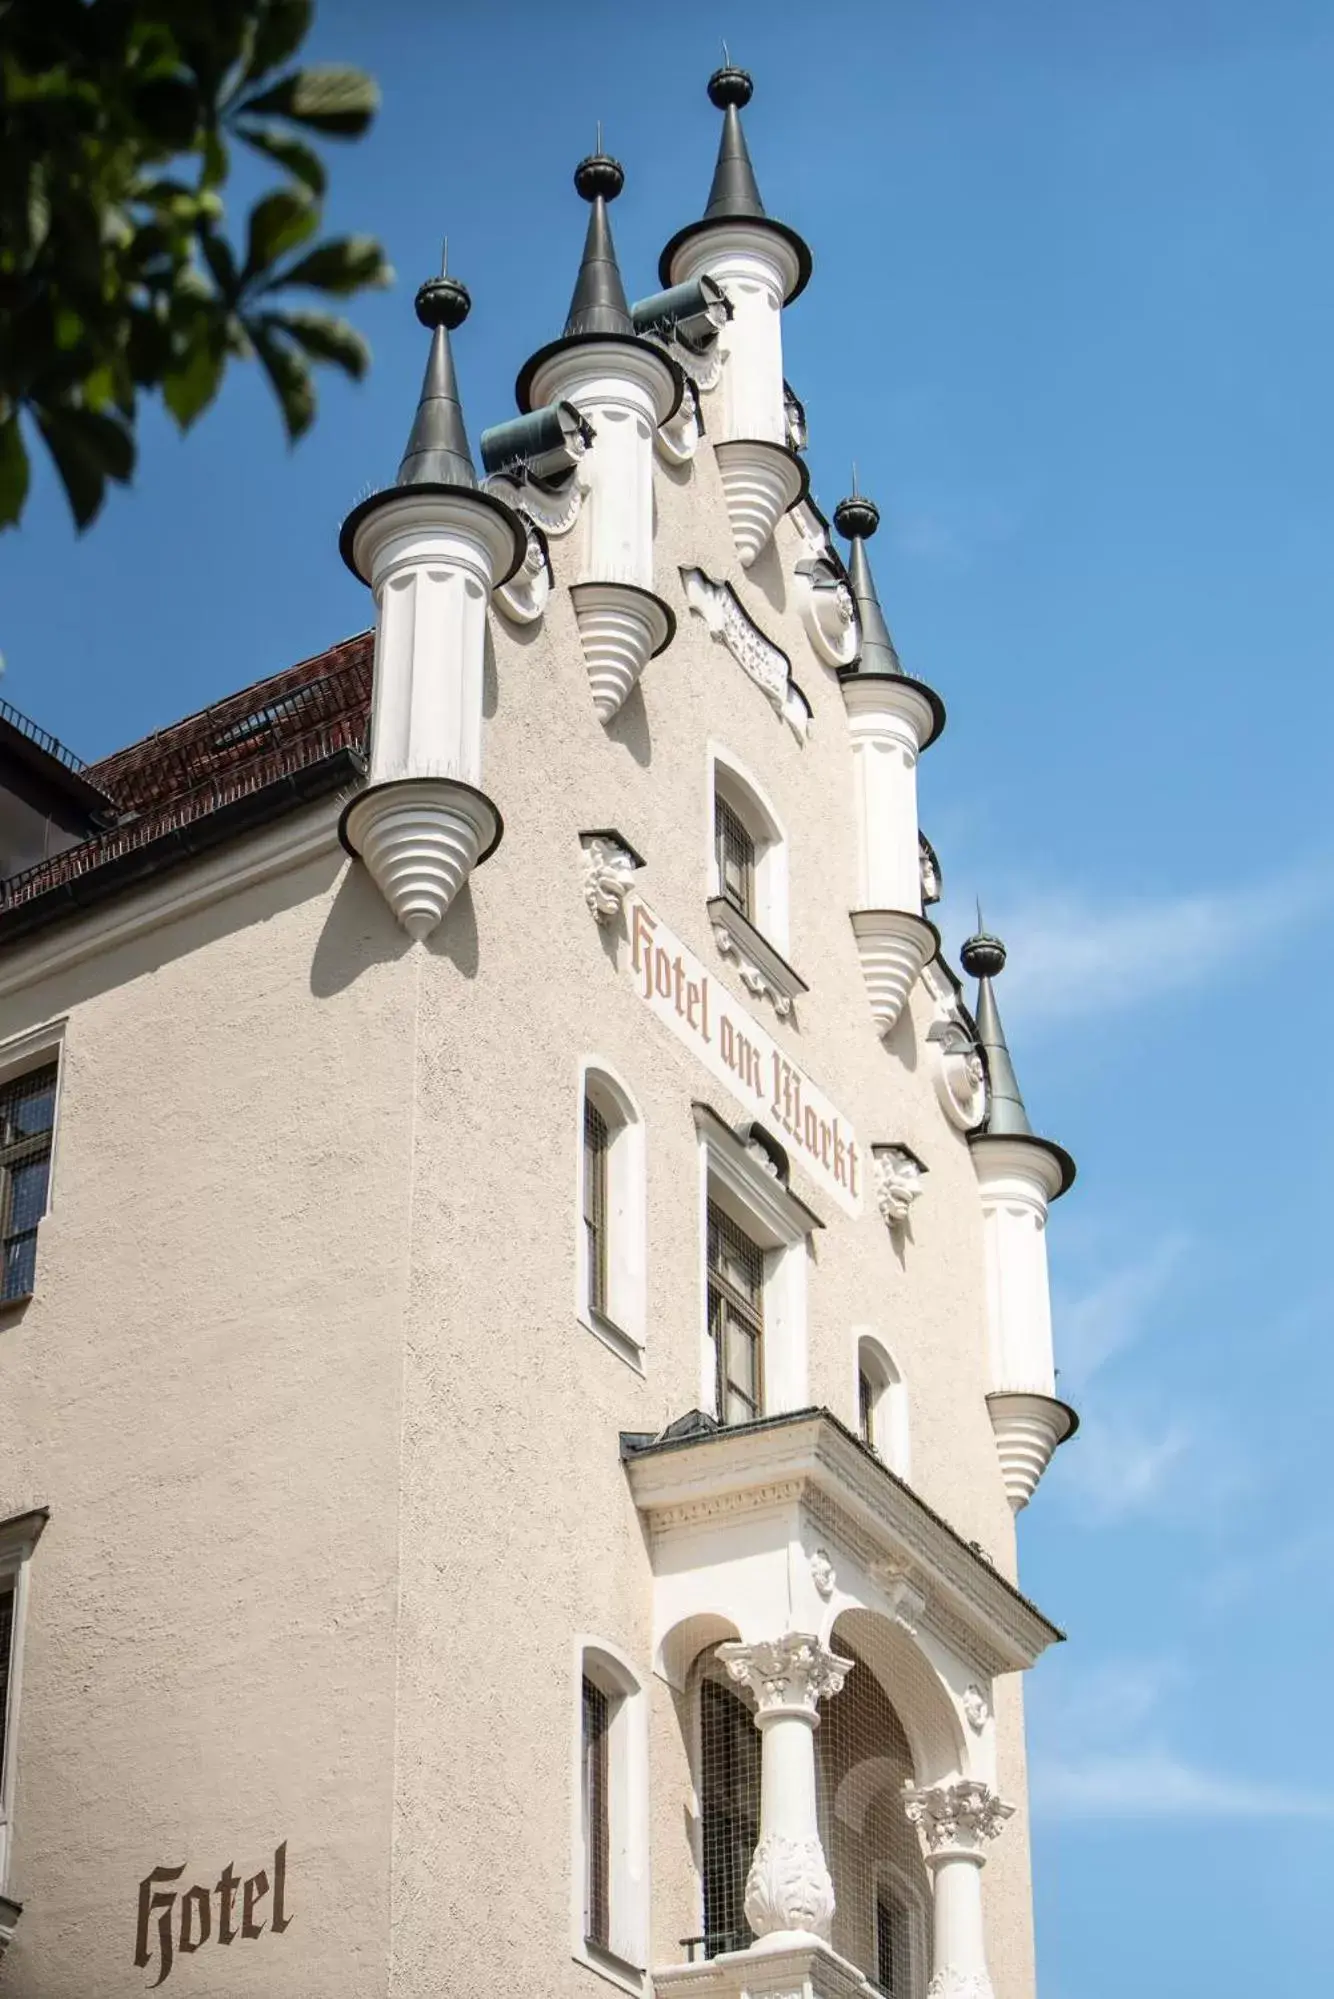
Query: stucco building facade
0 67 1078 1999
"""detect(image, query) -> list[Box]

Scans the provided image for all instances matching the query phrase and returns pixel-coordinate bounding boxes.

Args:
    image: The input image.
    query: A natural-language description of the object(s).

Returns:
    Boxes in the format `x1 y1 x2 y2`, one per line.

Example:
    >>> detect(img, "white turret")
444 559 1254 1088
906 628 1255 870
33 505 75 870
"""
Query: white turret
339 273 526 942
961 929 1079 1510
833 493 944 1039
516 152 680 723
659 67 810 565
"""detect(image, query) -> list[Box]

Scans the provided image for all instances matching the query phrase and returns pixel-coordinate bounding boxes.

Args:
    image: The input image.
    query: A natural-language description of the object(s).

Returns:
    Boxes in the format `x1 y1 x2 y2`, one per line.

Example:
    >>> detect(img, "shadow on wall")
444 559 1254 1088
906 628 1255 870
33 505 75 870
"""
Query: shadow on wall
603 678 653 769
308 861 412 997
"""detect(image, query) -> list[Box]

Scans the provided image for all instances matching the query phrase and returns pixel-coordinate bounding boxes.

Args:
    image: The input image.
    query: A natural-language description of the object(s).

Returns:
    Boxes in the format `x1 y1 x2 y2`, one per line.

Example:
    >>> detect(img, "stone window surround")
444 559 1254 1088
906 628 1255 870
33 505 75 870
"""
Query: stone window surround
854 1329 911 1484
0 1017 67 1318
705 745 791 963
693 1103 821 1423
0 1507 49 1900
576 1060 648 1372
570 1637 650 1995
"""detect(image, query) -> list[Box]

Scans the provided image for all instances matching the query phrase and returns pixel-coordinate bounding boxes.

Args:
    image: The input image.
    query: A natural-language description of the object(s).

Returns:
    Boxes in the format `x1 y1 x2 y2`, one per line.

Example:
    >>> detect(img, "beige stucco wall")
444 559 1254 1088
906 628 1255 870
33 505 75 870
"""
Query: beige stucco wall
0 409 1055 1997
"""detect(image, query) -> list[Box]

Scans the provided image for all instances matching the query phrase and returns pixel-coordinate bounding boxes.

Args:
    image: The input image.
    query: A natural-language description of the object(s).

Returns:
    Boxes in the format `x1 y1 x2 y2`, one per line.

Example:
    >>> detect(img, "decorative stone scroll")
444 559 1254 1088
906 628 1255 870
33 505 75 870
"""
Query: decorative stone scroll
493 519 551 626
681 568 811 741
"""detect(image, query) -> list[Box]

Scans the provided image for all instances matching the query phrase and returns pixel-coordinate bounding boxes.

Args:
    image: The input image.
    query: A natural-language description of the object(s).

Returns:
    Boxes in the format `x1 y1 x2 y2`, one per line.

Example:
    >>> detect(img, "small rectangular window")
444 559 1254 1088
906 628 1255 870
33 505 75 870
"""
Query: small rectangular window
0 1583 14 1800
708 1203 764 1426
0 1063 57 1303
581 1675 610 1950
583 1099 610 1319
714 796 755 922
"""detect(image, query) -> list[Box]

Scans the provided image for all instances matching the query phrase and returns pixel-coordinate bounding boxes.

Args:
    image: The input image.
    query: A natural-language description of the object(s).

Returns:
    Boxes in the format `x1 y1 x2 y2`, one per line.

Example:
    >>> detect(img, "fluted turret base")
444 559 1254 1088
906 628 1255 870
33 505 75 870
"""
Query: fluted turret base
341 777 501 942
849 909 937 1037
986 1391 1078 1510
570 581 675 723
714 439 806 566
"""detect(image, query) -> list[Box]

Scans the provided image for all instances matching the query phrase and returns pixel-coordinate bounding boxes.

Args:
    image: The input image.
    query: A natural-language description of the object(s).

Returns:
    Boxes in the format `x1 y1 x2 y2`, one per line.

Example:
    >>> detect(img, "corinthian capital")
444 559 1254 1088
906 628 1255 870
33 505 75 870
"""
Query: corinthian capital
716 1633 853 1717
903 1780 1014 1859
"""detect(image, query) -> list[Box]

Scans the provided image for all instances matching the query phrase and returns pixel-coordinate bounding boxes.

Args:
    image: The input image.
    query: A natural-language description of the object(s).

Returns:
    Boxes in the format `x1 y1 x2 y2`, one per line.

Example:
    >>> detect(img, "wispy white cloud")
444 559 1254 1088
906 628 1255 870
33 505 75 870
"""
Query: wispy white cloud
967 866 1330 1028
1032 1750 1334 1821
1029 1658 1332 1822
1051 1411 1193 1522
1055 1234 1187 1393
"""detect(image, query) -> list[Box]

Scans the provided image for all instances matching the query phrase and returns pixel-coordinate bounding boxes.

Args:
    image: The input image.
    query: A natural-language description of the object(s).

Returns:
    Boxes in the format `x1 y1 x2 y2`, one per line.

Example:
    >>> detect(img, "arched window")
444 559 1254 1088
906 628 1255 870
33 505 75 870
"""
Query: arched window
855 1334 910 1480
694 1655 761 1960
817 1645 930 1997
578 1064 646 1368
708 749 789 954
574 1642 649 1984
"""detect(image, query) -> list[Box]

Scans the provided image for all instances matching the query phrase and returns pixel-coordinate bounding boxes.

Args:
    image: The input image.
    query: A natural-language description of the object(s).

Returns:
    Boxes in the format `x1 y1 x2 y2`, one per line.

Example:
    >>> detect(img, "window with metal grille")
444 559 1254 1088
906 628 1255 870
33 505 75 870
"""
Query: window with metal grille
583 1098 610 1319
708 1203 764 1426
0 1064 57 1303
714 794 755 921
581 1674 611 1950
698 1673 760 1958
0 1583 13 1798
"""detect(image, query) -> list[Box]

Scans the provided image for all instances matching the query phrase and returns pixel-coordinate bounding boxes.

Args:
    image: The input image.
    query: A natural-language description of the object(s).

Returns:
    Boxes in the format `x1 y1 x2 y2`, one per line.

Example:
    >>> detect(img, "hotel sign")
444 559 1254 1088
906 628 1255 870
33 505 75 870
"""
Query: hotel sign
627 897 863 1216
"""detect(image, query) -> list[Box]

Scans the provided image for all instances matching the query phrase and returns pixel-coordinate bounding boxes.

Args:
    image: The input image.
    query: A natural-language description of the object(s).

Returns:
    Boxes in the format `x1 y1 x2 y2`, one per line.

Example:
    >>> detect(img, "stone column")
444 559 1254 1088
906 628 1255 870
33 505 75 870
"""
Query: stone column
716 1633 852 1949
903 1781 1013 1999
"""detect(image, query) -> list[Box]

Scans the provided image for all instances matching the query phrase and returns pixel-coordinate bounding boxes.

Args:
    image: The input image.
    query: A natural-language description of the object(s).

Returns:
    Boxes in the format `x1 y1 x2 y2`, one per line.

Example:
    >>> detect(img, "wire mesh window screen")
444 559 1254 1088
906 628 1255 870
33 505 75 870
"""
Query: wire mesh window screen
707 1203 764 1425
858 1367 875 1448
583 1097 610 1317
698 1671 761 1958
0 1063 57 1303
582 1674 611 1949
0 1583 13 1793
714 794 755 921
816 1648 930 1995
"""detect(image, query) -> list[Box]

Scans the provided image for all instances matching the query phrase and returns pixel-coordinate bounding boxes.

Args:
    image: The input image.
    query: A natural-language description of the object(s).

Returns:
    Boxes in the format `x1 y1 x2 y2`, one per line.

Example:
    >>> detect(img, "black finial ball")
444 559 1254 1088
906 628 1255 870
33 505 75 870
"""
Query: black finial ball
833 494 880 542
961 932 1007 980
574 152 625 202
414 274 470 331
708 64 754 109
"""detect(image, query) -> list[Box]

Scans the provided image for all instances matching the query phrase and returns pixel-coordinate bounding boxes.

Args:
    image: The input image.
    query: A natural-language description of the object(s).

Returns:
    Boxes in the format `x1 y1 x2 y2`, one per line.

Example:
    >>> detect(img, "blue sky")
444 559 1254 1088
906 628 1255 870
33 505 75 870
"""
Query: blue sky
4 2 1333 1991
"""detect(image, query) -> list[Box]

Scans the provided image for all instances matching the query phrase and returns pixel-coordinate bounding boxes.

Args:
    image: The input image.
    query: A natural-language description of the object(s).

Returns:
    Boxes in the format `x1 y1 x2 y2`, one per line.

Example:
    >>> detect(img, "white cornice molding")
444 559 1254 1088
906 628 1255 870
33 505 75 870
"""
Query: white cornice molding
623 1413 1059 1676
0 802 343 1002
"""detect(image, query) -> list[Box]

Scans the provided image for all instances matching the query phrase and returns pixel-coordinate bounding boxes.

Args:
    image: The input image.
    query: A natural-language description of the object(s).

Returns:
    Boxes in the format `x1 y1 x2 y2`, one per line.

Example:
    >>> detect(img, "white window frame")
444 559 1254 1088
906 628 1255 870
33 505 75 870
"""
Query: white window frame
854 1330 911 1481
695 1105 819 1420
872 1858 929 1999
0 1508 48 1889
0 1020 67 1309
707 746 790 954
576 1061 647 1371
570 1638 650 1994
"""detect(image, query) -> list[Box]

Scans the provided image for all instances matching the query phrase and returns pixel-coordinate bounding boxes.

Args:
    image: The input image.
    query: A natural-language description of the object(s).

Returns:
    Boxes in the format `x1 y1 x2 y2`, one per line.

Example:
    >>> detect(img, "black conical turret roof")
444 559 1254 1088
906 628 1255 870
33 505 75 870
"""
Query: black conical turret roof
832 491 946 746
961 929 1076 1194
340 268 526 584
516 151 681 417
659 66 812 301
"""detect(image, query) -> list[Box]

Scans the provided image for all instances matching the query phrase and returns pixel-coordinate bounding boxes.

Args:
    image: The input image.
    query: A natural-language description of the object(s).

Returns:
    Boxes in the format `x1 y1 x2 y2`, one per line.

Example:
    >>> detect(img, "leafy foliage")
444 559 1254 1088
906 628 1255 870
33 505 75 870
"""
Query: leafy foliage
0 0 391 531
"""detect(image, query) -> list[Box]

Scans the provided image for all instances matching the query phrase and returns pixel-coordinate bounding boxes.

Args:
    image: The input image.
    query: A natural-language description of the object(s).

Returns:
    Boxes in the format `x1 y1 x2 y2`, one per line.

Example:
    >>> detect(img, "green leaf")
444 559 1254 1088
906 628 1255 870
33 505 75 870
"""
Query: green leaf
243 0 313 84
35 404 136 531
249 321 314 441
200 228 240 298
201 129 229 190
263 308 368 379
162 332 226 429
242 186 318 281
266 234 392 297
0 415 31 531
232 119 326 195
235 64 379 138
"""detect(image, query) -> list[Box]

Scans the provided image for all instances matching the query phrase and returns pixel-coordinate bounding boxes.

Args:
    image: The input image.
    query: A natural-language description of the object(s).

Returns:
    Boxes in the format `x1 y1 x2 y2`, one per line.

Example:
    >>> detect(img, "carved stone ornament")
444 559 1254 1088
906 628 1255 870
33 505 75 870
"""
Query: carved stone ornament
919 833 943 907
902 1781 1014 1858
927 1015 987 1133
962 1684 991 1732
682 568 810 743
482 459 586 538
717 1634 853 1716
713 917 794 1018
869 1563 928 1636
872 1144 927 1228
927 1972 995 1999
791 503 859 669
743 1832 836 1944
655 375 704 464
809 1547 836 1599
493 519 551 626
579 832 642 924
